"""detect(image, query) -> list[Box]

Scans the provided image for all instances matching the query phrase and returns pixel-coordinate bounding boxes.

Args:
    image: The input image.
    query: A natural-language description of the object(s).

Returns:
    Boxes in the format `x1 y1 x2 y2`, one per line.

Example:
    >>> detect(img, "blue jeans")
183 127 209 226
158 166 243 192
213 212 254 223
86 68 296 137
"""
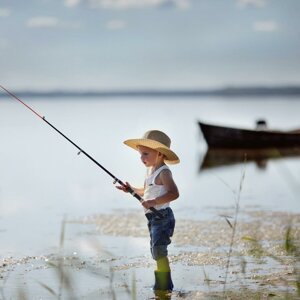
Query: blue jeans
146 207 175 260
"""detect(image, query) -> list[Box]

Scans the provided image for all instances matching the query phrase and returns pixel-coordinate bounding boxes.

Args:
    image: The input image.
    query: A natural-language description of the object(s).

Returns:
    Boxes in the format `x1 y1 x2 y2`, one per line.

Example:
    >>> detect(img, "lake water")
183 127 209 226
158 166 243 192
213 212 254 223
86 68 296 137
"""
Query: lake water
1 96 300 259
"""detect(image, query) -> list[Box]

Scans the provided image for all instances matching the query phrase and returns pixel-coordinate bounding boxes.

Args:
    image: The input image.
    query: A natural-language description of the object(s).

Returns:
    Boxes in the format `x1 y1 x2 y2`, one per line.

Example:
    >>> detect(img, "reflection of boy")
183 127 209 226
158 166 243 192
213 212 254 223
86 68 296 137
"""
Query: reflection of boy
117 130 179 292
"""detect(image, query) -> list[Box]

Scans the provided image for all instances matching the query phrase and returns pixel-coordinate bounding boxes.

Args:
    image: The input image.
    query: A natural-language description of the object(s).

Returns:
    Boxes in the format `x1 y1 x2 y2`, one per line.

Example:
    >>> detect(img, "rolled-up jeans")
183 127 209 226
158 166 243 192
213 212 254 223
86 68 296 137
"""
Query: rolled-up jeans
145 207 175 260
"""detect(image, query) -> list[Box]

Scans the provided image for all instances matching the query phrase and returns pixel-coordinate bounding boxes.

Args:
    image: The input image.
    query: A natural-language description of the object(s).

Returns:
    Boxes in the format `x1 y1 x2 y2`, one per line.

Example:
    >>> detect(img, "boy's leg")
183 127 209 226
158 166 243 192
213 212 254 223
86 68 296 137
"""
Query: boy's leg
149 208 175 291
149 208 175 262
156 256 170 272
154 270 173 291
154 256 173 291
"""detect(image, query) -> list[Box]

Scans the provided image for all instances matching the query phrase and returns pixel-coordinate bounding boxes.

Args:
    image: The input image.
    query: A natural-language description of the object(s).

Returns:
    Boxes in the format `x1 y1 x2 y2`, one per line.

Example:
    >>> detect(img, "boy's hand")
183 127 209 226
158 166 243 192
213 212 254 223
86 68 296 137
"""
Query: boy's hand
141 199 157 209
115 181 131 193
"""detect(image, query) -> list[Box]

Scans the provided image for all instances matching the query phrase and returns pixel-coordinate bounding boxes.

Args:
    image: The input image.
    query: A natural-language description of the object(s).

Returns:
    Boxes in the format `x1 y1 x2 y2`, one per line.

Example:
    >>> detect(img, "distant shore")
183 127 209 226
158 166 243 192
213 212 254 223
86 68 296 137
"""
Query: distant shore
1 86 300 98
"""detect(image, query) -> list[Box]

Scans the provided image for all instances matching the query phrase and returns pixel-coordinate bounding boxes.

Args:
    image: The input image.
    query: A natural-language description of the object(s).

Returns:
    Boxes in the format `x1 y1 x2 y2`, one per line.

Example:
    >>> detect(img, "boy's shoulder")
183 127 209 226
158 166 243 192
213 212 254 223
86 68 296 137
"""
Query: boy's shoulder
158 167 172 177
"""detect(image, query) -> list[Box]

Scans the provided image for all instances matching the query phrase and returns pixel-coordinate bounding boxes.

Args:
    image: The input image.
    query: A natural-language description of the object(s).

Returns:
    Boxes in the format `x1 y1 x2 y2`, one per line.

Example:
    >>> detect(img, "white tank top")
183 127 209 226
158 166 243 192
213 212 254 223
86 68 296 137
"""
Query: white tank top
143 165 170 214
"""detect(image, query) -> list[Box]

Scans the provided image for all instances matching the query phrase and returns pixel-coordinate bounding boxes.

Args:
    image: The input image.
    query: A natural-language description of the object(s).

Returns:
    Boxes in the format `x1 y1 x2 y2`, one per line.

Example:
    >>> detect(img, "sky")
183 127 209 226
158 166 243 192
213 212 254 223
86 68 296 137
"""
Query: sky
0 0 300 91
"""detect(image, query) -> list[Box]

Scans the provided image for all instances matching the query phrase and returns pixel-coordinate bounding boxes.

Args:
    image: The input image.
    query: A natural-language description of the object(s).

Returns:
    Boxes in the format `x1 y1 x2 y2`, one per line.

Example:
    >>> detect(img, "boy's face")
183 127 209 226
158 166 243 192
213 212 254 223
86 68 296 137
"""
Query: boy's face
137 145 160 167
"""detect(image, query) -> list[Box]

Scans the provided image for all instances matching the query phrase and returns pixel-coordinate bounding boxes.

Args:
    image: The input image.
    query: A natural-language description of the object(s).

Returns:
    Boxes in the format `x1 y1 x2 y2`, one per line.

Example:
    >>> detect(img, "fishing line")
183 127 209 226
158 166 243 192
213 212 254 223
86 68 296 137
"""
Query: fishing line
0 85 163 218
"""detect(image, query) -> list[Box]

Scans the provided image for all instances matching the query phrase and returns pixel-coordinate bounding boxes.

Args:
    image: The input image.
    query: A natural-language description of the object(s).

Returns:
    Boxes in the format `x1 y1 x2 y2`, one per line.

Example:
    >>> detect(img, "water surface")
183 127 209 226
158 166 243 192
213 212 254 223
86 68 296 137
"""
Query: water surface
1 96 300 257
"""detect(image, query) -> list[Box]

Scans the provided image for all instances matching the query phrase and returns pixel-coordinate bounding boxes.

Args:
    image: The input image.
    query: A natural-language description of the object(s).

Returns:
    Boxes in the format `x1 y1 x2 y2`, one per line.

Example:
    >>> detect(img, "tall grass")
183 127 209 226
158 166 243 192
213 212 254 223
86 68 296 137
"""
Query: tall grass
35 216 77 299
222 159 247 293
241 225 300 299
35 216 137 300
285 225 300 297
219 157 300 298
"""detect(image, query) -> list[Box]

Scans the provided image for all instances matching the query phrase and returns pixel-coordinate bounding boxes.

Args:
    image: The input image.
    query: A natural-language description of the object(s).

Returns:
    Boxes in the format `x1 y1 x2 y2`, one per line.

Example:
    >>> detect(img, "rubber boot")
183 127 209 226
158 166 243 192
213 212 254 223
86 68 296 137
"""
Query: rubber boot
153 271 174 292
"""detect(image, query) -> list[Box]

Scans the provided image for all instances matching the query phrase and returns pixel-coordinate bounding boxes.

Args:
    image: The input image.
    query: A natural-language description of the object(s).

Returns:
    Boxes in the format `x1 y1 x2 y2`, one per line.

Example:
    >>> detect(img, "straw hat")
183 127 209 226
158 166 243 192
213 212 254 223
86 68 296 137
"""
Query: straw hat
124 130 180 164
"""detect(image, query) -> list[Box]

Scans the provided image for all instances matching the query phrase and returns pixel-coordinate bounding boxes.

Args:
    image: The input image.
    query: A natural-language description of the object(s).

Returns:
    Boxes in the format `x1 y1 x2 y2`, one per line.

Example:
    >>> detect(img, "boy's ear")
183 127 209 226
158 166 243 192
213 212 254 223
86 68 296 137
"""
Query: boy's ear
158 152 166 159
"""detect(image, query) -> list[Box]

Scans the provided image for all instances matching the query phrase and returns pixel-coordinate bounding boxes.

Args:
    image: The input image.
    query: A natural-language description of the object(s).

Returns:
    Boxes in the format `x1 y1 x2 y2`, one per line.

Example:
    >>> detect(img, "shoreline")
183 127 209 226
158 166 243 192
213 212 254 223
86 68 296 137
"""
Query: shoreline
1 208 299 299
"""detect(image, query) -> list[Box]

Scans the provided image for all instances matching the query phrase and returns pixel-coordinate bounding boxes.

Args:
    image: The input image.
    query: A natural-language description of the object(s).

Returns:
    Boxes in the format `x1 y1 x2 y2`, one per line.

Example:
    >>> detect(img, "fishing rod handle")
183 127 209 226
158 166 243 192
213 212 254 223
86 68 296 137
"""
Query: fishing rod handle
116 180 163 219
127 187 164 219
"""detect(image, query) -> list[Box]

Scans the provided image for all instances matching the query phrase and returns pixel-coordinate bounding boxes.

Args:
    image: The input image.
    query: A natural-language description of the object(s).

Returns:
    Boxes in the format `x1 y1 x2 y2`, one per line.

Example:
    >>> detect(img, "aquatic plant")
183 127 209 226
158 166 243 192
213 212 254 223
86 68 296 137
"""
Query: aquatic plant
240 223 300 298
222 158 247 293
34 216 138 300
284 225 300 297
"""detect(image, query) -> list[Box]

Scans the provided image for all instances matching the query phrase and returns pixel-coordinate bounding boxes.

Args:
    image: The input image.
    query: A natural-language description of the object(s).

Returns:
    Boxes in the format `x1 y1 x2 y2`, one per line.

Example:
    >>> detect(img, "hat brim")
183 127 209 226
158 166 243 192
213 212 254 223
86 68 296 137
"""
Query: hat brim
124 139 180 164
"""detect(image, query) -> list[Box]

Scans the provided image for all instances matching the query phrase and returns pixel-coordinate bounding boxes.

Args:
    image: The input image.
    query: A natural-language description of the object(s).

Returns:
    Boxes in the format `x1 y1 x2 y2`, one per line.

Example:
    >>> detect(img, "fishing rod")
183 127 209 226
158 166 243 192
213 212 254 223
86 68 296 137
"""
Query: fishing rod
0 85 163 219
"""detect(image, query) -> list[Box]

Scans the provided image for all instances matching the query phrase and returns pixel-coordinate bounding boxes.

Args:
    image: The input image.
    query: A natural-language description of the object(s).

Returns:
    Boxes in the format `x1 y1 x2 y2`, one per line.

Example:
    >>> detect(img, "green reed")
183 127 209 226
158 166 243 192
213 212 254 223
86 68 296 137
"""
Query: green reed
223 158 247 293
241 225 300 299
36 216 137 300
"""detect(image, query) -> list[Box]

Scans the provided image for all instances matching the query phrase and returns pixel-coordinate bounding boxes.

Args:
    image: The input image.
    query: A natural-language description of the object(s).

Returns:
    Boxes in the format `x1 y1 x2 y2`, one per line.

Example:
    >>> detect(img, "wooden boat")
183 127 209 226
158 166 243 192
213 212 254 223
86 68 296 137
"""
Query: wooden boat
200 147 300 171
198 121 300 148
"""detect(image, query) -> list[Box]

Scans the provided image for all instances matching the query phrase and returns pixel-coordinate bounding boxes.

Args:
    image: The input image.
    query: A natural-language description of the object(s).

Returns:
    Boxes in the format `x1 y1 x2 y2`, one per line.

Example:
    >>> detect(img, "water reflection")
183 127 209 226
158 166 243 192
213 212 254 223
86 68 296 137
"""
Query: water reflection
199 147 300 171
153 290 172 299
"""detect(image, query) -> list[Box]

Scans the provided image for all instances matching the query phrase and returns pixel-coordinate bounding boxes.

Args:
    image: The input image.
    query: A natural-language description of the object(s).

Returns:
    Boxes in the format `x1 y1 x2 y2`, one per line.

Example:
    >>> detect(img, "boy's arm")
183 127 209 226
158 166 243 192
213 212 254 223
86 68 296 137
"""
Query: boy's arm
116 182 144 196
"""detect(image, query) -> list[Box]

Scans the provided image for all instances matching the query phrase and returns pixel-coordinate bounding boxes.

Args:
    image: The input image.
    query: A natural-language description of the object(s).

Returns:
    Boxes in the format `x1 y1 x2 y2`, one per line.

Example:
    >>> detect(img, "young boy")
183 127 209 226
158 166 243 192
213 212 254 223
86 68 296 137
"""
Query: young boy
116 130 180 292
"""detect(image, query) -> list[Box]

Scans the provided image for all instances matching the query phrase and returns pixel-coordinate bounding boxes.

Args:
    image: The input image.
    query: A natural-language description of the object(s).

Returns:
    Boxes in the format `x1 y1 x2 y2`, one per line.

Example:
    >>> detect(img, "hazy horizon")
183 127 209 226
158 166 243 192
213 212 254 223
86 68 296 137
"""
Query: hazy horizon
1 0 300 91
1 85 300 99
